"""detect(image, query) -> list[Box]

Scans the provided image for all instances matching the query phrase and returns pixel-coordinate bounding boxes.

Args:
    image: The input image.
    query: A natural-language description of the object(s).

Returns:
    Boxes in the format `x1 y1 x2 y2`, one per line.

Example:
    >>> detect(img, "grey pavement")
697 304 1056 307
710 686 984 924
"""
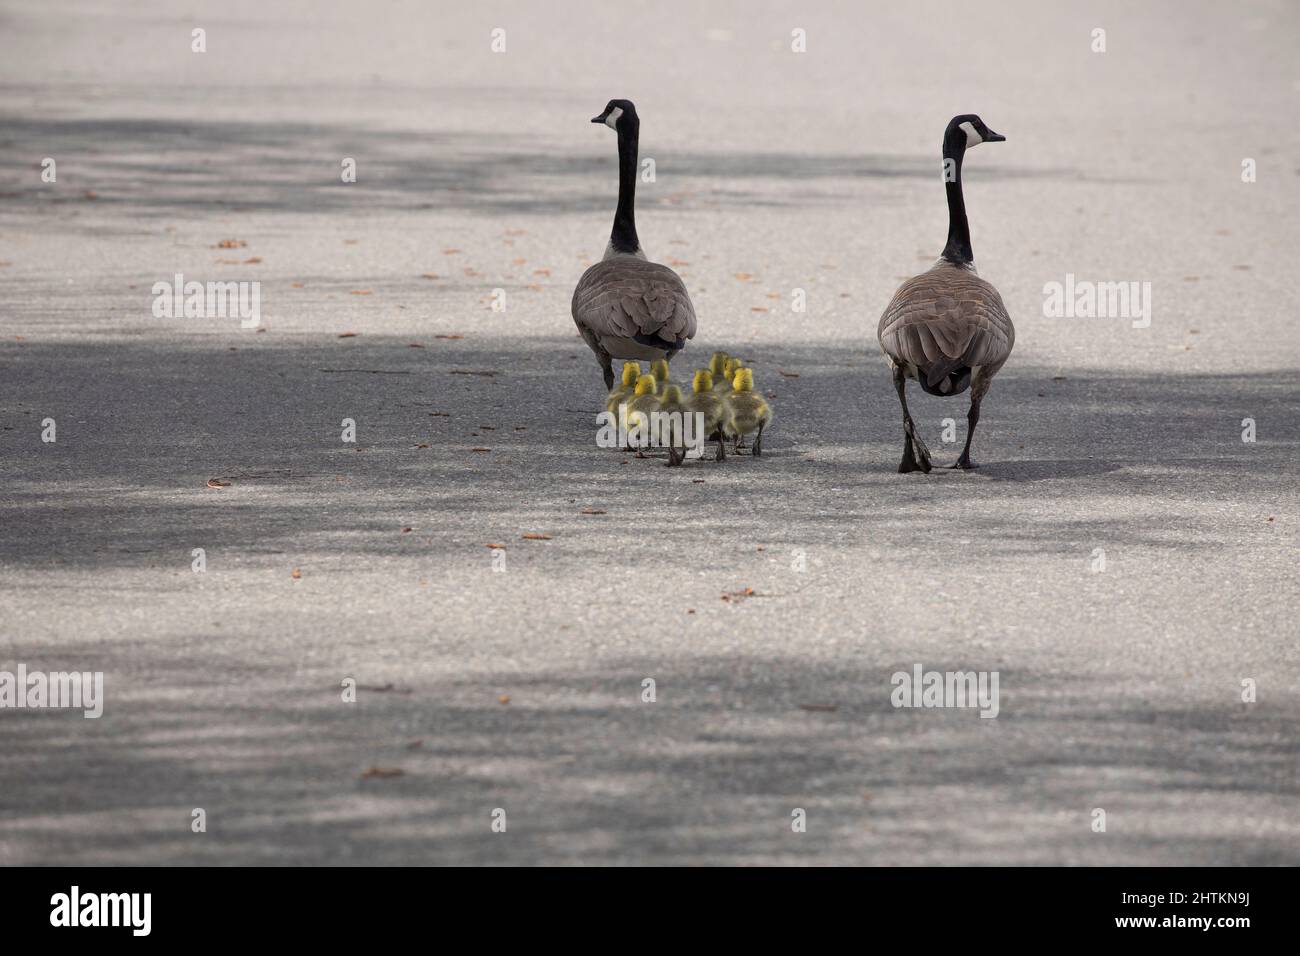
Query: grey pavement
0 1 1297 865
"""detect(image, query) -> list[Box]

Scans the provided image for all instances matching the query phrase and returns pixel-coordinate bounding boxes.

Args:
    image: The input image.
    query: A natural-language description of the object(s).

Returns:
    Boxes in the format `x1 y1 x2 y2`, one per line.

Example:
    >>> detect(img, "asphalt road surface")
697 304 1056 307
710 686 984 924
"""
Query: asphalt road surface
0 1 1296 864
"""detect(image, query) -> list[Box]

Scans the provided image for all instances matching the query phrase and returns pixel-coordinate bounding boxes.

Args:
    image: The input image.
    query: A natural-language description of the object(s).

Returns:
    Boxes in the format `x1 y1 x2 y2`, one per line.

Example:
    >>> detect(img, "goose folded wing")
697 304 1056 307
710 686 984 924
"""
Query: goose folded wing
880 285 1013 378
958 293 1014 367
573 263 697 344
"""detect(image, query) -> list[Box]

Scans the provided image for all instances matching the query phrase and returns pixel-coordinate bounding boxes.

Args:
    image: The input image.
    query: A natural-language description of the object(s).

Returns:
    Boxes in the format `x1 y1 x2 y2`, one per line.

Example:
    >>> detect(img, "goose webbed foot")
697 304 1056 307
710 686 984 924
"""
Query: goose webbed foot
666 445 683 467
899 437 932 474
950 453 976 470
892 364 930 474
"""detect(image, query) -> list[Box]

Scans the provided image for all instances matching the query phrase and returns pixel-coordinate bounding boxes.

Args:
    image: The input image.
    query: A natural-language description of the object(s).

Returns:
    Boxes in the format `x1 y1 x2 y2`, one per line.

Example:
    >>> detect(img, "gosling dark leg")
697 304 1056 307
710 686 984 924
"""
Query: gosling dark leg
753 422 765 457
952 398 981 470
893 365 931 473
716 431 727 462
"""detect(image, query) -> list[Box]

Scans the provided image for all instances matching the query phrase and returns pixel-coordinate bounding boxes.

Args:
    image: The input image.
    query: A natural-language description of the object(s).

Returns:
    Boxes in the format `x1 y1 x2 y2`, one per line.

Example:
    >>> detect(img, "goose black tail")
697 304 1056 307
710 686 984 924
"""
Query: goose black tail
918 365 972 397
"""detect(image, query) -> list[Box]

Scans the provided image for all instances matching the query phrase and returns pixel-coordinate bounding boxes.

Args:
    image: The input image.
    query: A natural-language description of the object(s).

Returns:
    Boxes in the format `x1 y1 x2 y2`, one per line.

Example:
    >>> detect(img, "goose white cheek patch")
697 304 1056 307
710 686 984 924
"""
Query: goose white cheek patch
960 121 982 146
604 106 624 130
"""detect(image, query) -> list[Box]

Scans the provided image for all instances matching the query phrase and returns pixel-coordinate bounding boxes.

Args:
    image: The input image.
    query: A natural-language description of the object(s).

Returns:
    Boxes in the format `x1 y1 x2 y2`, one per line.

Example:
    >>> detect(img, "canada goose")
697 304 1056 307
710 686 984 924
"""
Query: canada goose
877 114 1015 472
658 384 689 466
572 99 697 391
605 361 642 419
685 369 727 461
650 358 672 395
725 367 772 456
626 373 661 458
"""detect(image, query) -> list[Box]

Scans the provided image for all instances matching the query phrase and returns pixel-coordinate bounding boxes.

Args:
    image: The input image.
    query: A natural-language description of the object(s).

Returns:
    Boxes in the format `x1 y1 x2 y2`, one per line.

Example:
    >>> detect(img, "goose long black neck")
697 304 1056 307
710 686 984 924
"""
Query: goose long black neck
611 119 641 254
940 129 973 266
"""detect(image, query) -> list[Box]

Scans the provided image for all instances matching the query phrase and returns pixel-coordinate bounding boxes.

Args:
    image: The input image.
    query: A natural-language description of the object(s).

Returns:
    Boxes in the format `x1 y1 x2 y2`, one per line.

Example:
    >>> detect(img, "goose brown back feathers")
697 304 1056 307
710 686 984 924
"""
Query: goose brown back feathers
877 261 1014 395
572 255 697 358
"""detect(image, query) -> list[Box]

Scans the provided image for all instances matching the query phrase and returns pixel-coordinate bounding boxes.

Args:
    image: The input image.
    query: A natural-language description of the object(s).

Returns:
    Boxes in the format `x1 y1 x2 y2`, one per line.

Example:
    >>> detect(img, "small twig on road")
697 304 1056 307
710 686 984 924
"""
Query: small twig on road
209 470 315 482
318 368 412 375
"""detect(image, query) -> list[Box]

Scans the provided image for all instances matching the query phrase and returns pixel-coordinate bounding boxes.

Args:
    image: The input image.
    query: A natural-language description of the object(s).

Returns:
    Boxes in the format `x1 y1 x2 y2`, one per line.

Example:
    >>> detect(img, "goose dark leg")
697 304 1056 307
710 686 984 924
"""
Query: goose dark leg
601 358 615 392
716 431 727 462
899 436 926 473
893 365 931 473
952 398 980 470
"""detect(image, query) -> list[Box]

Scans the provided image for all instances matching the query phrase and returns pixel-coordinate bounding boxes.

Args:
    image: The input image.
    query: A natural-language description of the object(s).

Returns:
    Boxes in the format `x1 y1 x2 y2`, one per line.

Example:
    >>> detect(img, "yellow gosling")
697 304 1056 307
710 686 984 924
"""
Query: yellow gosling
708 352 730 382
650 358 672 395
605 361 642 418
716 356 747 392
724 367 772 456
684 369 727 461
626 374 661 457
657 383 689 466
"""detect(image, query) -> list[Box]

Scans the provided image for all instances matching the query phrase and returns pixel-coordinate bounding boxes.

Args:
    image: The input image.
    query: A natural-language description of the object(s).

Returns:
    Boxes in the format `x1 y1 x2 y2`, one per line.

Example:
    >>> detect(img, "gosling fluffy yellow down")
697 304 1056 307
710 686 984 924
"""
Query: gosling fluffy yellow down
716 357 746 393
625 374 661 457
708 352 730 383
657 383 689 466
650 358 672 395
724 367 771 456
685 369 727 461
605 361 642 418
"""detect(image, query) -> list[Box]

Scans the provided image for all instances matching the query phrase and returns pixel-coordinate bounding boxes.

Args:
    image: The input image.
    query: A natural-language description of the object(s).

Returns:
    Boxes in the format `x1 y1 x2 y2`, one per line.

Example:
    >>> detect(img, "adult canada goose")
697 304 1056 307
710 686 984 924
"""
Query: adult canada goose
572 99 697 391
877 114 1015 473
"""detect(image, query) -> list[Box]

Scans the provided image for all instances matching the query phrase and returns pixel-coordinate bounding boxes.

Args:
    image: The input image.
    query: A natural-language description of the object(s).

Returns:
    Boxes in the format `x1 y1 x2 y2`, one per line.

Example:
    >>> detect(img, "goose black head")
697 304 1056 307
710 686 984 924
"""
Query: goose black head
592 99 638 132
946 114 1005 149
